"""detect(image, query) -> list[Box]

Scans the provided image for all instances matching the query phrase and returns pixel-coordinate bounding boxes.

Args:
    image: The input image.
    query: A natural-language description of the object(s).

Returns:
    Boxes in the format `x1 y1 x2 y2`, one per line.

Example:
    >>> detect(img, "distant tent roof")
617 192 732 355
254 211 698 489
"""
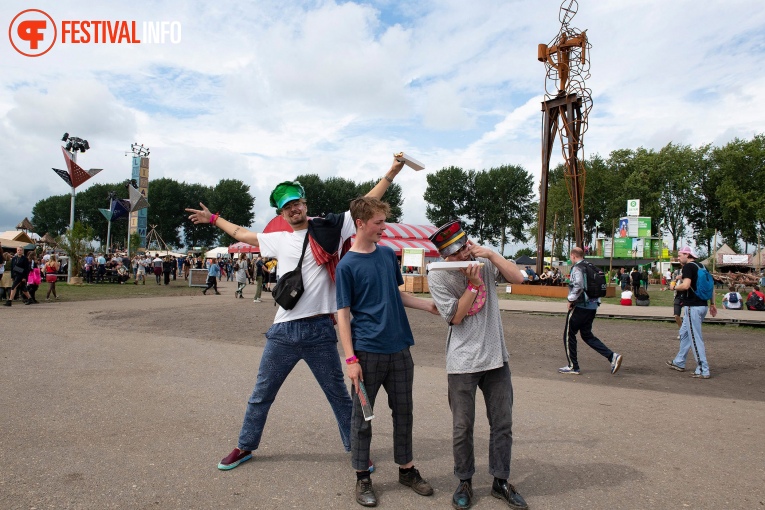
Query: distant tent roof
0 231 34 244
514 255 536 266
0 238 34 250
40 233 56 244
228 242 259 254
16 218 34 231
204 247 230 258
716 243 736 255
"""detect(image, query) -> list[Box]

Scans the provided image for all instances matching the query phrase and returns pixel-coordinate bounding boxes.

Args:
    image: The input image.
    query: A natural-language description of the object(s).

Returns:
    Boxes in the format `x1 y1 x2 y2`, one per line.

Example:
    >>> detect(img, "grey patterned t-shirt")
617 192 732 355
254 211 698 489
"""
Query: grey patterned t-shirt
427 257 509 374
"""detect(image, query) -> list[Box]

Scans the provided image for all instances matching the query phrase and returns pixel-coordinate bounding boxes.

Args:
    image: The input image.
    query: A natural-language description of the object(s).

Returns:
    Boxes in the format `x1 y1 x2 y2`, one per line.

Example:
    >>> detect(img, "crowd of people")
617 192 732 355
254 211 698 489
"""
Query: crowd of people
1 245 62 305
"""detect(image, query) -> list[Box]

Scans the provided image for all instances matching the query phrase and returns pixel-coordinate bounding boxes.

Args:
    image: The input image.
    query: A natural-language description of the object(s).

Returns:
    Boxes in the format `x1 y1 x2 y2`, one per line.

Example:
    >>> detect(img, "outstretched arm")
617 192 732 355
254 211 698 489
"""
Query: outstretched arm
185 202 259 247
399 290 439 315
365 158 406 199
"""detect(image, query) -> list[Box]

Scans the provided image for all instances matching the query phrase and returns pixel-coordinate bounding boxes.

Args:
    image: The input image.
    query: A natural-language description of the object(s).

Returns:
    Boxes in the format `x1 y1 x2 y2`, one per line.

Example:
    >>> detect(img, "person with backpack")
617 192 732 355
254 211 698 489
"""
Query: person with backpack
666 246 716 379
559 247 623 375
745 285 765 311
630 267 641 299
722 285 743 310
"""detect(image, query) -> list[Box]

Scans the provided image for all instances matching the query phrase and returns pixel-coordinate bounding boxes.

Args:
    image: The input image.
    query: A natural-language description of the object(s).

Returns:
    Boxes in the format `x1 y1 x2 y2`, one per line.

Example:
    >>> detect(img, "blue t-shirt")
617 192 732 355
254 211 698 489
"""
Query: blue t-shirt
336 246 414 354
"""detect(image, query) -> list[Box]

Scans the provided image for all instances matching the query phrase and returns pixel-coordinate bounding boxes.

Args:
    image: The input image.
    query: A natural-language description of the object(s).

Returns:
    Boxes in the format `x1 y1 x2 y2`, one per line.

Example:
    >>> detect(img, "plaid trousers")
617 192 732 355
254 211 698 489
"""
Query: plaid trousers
351 348 414 471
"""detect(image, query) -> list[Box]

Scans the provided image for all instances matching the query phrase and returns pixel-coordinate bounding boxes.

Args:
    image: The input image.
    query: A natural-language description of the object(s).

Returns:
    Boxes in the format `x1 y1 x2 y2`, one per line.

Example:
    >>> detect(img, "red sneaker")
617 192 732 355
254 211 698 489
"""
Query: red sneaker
217 448 252 470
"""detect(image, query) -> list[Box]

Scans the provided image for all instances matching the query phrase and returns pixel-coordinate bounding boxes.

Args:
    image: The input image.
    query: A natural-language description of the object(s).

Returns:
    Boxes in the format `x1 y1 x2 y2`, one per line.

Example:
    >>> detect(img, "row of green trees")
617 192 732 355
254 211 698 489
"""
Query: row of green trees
541 134 765 258
32 175 402 250
424 165 535 255
32 133 764 256
32 178 255 249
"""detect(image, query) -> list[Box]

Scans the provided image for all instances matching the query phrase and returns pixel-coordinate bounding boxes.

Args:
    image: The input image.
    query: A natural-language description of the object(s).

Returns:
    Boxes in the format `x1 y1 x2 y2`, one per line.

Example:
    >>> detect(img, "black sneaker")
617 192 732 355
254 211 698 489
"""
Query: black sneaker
3 300 10 307
399 467 434 496
355 478 377 507
491 479 527 509
452 479 473 509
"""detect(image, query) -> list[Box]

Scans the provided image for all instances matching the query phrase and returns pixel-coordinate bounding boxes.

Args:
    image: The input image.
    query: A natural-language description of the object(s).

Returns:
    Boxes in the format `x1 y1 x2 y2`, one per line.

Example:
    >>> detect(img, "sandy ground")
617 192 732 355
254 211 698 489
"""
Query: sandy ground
1 280 764 509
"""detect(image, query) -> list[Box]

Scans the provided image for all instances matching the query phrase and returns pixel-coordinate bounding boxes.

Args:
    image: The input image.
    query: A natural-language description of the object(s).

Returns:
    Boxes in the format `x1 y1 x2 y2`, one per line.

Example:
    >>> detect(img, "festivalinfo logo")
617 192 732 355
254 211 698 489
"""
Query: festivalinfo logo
9 8 182 57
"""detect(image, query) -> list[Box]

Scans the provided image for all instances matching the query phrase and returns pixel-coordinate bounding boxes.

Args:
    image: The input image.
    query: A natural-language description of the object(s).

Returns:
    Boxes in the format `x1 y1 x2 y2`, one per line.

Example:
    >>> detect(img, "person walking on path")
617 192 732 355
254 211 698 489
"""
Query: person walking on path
162 256 173 285
336 197 437 508
152 254 163 285
186 157 407 473
45 254 60 300
203 259 221 295
234 254 248 298
4 247 32 306
427 220 529 510
253 256 263 303
559 247 623 375
666 246 716 378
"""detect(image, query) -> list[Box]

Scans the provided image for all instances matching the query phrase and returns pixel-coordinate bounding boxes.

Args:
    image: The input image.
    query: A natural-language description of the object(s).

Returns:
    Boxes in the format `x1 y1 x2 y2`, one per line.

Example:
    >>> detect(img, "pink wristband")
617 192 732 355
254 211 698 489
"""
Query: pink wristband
346 355 358 365
210 213 219 226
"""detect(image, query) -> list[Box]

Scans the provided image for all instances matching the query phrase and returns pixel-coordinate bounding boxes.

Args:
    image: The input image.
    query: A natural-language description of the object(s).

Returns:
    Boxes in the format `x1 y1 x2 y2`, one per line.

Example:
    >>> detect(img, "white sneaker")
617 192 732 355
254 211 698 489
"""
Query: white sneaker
253 299 261 303
611 353 623 374
558 366 580 375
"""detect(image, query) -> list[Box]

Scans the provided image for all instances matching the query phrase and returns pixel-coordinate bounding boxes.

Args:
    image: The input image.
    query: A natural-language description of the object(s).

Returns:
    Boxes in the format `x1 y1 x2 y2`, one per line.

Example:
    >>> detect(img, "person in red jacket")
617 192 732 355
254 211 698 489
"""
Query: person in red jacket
745 285 765 311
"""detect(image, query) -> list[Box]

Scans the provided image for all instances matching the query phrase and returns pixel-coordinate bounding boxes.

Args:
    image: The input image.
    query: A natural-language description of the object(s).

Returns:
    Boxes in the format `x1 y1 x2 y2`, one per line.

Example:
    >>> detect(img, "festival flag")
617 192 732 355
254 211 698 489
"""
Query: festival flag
52 168 72 187
128 184 149 212
61 146 101 188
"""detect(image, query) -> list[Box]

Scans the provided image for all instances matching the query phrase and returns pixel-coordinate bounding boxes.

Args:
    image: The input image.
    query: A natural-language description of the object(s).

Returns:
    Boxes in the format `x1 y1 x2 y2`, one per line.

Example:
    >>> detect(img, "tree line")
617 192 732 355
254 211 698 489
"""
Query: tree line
541 134 765 258
32 133 764 255
31 175 403 250
32 179 255 249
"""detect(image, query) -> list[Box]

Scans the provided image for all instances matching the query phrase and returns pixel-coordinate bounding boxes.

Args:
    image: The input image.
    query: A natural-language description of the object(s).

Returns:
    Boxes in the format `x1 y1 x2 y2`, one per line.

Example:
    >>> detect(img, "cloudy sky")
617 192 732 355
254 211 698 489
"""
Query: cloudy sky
2 0 764 252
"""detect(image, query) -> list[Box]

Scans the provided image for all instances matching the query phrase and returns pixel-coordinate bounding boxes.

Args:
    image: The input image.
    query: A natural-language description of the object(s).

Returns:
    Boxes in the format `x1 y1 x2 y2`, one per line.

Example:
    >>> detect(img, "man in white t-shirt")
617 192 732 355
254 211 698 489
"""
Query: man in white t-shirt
187 158 407 473
722 285 743 309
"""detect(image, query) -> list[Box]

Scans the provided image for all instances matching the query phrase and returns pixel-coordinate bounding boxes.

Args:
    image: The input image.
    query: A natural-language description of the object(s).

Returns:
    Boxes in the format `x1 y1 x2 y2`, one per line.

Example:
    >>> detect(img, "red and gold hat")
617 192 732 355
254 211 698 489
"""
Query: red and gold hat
429 220 467 257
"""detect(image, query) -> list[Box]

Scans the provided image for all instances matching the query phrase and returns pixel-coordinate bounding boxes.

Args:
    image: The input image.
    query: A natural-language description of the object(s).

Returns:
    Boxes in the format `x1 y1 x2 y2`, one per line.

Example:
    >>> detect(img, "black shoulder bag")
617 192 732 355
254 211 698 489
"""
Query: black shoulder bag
271 233 310 310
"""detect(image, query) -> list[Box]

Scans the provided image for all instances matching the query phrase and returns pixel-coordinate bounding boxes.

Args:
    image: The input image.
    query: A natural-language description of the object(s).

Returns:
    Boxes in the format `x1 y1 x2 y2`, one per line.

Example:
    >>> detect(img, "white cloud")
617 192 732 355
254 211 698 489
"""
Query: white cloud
1 0 764 249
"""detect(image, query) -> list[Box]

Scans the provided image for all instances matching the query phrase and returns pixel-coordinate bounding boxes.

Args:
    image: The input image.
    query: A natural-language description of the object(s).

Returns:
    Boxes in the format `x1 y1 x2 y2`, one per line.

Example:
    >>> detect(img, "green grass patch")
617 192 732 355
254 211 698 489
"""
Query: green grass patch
46 278 203 302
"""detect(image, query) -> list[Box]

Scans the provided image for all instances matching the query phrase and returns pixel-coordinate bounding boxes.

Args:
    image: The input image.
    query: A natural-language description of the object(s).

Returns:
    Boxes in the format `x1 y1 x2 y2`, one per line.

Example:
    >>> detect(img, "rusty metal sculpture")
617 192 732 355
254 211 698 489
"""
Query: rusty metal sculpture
535 0 592 274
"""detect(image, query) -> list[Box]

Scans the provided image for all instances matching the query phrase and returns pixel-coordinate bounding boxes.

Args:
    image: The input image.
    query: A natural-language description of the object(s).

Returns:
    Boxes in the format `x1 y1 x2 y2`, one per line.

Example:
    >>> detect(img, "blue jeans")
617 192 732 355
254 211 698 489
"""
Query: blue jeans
237 315 352 452
673 305 710 376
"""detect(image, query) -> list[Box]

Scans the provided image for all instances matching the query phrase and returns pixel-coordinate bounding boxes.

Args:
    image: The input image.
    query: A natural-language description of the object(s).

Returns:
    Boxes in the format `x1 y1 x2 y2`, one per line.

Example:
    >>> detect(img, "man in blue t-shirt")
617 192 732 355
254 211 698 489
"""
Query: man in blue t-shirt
336 197 438 508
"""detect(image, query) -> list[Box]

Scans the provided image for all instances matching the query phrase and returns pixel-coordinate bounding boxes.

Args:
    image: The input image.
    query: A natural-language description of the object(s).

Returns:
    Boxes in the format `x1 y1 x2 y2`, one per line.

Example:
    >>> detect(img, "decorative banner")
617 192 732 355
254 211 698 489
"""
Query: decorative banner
99 208 113 221
111 199 131 221
128 184 149 212
722 254 750 265
52 167 72 187
53 147 103 189
627 199 640 216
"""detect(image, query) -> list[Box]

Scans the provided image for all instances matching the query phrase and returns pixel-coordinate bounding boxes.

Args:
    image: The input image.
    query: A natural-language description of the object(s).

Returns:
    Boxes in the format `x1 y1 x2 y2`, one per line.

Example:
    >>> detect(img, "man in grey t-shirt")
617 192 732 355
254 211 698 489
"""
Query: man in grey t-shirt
427 221 528 510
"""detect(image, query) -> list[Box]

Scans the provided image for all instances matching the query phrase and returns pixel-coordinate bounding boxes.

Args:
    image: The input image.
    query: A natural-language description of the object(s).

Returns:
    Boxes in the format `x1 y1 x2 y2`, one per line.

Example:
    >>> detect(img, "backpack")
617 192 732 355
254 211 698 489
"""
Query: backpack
728 292 739 304
746 292 765 311
580 261 607 299
691 262 714 301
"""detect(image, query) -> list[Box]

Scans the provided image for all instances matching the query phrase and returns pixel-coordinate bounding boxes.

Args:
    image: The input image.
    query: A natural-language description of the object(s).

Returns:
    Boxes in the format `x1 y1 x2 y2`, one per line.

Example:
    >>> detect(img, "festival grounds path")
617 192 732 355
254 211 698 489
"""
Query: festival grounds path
2 280 764 509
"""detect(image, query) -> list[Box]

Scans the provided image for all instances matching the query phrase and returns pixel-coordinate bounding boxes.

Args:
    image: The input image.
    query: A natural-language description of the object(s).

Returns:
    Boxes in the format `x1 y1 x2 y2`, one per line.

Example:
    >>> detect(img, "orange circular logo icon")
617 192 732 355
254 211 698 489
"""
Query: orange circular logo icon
9 9 57 57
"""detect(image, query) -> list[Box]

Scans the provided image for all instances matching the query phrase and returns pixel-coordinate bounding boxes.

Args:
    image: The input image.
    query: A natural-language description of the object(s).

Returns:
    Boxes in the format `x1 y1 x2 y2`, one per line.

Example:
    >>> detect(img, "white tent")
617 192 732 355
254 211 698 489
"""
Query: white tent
204 247 230 259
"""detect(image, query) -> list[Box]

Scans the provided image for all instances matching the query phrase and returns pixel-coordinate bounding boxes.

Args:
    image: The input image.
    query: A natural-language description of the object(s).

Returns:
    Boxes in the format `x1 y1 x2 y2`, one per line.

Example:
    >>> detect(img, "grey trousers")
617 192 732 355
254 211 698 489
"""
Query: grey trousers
447 363 513 480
